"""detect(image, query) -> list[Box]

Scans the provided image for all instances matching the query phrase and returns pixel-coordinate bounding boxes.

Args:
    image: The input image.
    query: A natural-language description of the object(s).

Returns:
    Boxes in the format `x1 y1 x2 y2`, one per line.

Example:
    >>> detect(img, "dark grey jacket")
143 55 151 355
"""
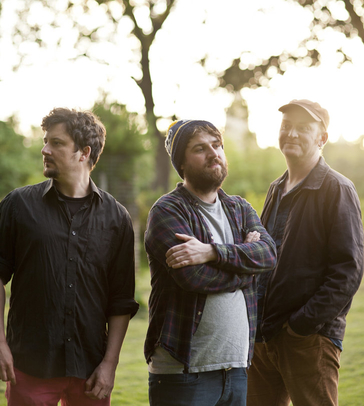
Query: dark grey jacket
260 157 364 342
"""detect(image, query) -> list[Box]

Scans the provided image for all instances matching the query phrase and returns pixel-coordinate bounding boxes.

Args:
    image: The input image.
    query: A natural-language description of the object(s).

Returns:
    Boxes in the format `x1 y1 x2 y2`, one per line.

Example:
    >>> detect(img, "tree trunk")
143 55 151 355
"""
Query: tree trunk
139 44 171 192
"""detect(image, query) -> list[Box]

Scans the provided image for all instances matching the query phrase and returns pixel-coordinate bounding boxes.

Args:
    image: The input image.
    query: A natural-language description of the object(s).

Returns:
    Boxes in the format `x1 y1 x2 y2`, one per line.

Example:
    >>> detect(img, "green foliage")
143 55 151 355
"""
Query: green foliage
242 192 267 217
0 120 29 197
324 138 364 198
223 137 287 201
92 102 147 183
0 120 43 200
94 102 146 157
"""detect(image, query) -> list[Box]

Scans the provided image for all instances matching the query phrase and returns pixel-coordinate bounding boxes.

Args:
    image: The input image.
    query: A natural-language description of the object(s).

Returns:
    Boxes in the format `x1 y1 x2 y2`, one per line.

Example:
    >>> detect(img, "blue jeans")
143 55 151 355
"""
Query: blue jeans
149 368 247 406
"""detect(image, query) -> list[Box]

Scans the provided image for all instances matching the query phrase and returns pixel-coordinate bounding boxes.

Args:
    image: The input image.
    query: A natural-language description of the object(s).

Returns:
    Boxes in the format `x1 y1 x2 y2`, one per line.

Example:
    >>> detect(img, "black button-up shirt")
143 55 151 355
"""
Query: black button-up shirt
0 179 139 379
256 173 302 341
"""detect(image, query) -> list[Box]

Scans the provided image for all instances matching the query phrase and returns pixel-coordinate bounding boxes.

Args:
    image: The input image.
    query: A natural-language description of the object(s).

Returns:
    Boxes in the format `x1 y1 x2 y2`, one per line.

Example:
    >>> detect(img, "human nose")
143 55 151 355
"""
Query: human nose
207 145 219 158
287 127 298 138
41 144 50 155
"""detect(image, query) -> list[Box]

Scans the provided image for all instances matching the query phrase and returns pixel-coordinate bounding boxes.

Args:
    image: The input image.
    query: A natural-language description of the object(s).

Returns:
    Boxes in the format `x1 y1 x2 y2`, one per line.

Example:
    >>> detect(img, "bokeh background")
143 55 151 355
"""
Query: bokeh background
1 0 364 404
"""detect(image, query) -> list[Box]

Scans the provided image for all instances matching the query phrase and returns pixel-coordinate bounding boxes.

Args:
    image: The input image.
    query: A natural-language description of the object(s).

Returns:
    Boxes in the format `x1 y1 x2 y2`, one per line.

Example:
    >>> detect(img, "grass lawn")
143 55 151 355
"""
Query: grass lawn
0 280 363 405
338 283 364 406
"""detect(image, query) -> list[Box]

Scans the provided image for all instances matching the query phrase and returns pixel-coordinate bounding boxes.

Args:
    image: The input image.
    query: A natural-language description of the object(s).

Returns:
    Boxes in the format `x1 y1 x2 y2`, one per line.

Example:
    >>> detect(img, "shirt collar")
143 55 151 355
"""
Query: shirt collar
175 182 229 204
42 178 103 201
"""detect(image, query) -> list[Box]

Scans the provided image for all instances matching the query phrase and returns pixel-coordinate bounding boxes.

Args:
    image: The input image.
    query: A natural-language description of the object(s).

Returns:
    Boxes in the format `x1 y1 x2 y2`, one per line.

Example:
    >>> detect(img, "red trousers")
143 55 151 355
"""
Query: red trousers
6 368 110 406
247 328 341 406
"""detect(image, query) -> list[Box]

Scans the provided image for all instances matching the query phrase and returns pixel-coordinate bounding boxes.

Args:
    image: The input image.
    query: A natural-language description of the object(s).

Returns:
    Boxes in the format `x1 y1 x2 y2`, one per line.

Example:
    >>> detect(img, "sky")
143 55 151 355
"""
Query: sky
0 0 364 148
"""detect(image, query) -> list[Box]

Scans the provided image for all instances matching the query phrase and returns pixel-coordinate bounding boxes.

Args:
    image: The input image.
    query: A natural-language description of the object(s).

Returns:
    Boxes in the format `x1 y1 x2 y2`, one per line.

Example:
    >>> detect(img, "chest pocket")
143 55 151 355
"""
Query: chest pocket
84 228 117 271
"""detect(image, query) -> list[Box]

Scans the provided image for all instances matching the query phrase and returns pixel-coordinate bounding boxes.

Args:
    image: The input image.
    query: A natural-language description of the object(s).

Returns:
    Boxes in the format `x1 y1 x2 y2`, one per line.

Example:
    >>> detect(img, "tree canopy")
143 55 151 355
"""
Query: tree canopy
1 0 364 190
0 119 42 199
218 0 364 91
2 0 177 191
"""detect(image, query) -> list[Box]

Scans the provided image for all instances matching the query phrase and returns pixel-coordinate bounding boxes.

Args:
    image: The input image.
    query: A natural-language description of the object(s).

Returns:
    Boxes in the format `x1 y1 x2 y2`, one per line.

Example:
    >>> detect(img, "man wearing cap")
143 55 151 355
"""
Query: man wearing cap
247 100 364 406
144 119 277 405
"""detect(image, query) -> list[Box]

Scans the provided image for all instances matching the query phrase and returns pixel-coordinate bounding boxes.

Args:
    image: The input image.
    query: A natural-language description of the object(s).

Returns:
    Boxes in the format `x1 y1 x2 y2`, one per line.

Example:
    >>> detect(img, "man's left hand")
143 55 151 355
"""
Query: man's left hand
166 233 218 269
84 360 116 400
283 321 307 338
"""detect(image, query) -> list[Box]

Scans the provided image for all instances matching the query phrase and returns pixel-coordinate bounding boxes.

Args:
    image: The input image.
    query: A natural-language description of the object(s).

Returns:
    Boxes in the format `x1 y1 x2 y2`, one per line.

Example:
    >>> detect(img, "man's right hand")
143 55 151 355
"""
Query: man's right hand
244 231 260 243
166 233 218 269
0 340 16 384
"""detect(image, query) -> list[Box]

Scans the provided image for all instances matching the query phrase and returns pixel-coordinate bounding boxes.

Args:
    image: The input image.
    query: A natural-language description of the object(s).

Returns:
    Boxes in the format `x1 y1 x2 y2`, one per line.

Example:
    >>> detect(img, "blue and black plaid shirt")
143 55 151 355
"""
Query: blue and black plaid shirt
144 183 276 371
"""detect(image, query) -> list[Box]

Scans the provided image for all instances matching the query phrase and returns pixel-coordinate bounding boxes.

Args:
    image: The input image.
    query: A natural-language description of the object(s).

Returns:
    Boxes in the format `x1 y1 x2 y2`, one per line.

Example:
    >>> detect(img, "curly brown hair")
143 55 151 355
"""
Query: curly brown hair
41 108 106 171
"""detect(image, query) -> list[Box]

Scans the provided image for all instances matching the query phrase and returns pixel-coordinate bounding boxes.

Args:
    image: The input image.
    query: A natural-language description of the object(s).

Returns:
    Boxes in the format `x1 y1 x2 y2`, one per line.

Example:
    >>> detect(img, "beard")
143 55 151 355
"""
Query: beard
183 157 228 194
43 159 59 179
43 168 59 178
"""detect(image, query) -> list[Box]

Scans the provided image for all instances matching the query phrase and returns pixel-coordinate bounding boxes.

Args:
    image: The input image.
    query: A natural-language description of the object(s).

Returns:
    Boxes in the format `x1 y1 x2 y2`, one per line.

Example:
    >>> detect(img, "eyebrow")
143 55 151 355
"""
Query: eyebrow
191 142 207 149
43 136 63 142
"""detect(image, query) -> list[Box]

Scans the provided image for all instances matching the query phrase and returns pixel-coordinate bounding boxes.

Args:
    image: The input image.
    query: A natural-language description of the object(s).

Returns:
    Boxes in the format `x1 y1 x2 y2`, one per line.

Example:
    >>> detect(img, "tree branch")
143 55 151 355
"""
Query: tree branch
150 0 176 38
121 0 145 43
343 0 364 42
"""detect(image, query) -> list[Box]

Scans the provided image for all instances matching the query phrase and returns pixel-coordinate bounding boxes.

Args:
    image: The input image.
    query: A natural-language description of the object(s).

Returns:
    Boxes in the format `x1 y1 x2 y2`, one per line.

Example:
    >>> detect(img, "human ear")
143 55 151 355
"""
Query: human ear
318 132 328 148
80 146 91 161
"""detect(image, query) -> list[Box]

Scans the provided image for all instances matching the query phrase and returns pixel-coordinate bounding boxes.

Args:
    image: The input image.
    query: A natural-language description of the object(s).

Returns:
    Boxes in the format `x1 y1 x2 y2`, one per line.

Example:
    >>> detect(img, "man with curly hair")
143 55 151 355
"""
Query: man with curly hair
0 108 139 405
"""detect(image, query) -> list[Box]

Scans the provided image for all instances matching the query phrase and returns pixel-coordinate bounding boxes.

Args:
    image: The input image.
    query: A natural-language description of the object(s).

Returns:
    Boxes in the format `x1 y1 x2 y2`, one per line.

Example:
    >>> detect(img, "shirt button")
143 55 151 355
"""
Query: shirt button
197 311 202 316
69 258 73 261
67 338 72 342
67 310 73 315
69 284 73 288
71 231 76 236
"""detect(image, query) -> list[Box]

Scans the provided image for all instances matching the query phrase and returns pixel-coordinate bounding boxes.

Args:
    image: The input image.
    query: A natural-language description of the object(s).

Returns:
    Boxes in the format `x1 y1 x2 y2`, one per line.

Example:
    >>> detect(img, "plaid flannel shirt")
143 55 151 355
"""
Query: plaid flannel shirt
144 184 276 371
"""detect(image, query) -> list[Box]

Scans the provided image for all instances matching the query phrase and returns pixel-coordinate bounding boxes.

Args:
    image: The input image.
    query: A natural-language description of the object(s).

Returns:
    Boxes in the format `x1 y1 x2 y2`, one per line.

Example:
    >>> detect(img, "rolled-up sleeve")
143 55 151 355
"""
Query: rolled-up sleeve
107 207 139 319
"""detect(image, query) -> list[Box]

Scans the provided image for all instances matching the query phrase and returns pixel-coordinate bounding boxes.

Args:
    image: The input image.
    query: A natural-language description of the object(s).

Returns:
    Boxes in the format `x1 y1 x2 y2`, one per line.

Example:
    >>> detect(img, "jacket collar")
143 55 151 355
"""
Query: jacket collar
299 156 330 191
275 156 330 192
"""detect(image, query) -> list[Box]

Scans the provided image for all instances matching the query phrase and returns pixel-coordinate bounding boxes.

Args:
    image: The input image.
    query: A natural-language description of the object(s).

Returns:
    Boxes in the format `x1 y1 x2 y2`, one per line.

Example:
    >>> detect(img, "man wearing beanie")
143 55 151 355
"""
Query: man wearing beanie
247 100 364 406
144 119 277 405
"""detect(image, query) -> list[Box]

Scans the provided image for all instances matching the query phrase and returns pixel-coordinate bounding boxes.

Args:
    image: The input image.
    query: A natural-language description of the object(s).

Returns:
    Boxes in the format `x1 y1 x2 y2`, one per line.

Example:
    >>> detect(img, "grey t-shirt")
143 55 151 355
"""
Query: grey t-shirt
148 193 249 373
